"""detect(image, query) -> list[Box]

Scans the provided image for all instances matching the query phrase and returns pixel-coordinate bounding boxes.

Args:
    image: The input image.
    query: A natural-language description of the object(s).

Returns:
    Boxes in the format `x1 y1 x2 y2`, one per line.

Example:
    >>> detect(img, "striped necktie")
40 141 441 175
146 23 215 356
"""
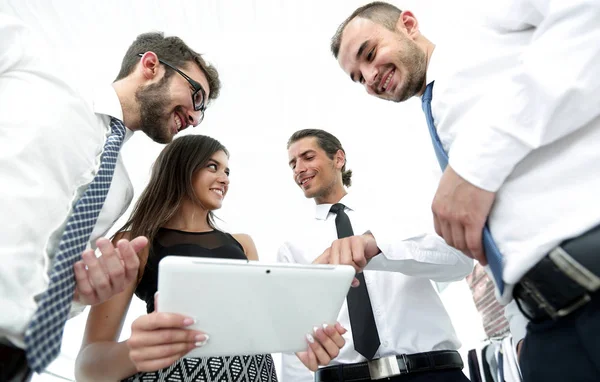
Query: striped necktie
24 117 126 372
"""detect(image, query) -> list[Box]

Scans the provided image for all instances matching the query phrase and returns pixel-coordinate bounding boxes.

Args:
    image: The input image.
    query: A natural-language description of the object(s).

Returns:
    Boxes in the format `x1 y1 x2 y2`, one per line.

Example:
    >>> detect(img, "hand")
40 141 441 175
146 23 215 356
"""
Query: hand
313 233 380 287
296 323 347 371
127 310 208 372
73 236 147 305
431 165 496 265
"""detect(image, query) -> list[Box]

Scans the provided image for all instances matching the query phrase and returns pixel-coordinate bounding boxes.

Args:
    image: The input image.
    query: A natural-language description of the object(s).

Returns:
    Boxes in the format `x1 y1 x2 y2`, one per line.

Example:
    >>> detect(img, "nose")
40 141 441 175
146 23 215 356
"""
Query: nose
363 64 379 88
186 109 202 127
218 172 230 185
294 161 307 178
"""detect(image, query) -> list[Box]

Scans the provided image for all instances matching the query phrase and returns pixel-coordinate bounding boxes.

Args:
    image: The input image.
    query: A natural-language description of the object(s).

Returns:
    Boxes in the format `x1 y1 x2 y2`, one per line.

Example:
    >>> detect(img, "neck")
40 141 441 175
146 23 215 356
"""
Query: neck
416 37 436 97
112 80 141 130
315 186 347 205
164 199 213 232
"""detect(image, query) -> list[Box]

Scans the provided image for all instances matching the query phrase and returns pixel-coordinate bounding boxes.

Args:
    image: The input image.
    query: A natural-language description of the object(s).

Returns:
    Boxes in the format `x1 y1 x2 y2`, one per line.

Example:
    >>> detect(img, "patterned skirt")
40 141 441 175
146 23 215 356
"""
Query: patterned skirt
122 354 278 382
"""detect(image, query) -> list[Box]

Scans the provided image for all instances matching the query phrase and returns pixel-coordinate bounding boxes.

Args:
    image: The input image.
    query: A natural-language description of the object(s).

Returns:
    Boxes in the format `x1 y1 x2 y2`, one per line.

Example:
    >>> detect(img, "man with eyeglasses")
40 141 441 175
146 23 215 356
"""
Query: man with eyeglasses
0 15 221 381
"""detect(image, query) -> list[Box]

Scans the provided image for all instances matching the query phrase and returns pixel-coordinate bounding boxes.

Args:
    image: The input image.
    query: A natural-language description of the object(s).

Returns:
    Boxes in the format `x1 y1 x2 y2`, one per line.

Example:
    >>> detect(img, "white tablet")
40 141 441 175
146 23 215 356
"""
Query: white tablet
157 256 355 358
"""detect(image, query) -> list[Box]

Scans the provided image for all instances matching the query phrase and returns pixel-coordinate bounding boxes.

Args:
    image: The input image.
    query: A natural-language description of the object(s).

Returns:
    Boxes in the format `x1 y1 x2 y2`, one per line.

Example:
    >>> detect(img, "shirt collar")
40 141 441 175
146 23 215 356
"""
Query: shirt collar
92 85 134 141
425 46 442 87
314 193 356 220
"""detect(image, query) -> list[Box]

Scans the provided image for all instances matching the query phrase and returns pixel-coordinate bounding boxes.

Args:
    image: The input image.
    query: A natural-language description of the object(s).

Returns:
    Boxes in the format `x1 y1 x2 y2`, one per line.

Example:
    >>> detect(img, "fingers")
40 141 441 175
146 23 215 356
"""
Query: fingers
450 223 469 257
131 312 196 333
350 238 367 269
466 225 487 265
73 258 93 302
296 346 318 371
128 312 208 372
80 245 112 302
129 342 196 371
305 323 347 367
321 324 346 349
313 248 331 265
117 237 143 284
329 238 363 273
129 236 149 253
334 322 347 335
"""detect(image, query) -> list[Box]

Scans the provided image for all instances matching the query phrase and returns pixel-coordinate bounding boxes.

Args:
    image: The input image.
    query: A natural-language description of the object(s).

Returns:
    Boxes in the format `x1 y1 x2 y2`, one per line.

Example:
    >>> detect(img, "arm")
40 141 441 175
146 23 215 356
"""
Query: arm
75 235 205 381
314 232 473 283
233 233 258 260
366 230 474 282
449 0 600 192
75 276 138 381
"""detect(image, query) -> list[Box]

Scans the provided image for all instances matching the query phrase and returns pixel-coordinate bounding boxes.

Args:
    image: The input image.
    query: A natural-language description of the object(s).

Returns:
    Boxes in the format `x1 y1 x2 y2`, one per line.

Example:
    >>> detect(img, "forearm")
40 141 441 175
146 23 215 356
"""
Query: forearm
75 341 137 382
366 232 474 282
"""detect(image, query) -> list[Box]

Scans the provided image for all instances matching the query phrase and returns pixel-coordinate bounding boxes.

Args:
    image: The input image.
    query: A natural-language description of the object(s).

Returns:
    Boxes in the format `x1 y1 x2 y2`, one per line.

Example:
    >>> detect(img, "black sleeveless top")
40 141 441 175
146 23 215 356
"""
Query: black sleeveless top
135 227 247 313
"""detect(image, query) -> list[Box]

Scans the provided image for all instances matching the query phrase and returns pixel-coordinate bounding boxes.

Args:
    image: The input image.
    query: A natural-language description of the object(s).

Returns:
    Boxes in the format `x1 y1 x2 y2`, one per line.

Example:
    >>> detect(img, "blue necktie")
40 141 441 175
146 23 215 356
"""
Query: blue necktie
24 117 126 372
421 81 504 294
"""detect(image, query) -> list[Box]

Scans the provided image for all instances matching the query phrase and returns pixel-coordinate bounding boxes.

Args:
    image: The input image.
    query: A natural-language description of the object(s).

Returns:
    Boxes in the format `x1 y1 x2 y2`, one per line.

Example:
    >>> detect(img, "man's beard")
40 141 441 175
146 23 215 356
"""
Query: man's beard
391 35 427 103
135 76 174 144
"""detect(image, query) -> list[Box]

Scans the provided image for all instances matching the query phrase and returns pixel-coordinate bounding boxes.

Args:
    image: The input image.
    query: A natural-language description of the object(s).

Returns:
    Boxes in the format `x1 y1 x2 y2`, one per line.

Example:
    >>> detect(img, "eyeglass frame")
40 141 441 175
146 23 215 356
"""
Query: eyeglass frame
137 53 207 116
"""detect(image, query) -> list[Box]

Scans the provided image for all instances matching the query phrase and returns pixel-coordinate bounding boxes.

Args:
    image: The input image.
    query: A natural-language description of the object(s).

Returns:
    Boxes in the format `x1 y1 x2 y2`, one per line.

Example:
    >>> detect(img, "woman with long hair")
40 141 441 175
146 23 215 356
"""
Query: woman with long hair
74 135 278 381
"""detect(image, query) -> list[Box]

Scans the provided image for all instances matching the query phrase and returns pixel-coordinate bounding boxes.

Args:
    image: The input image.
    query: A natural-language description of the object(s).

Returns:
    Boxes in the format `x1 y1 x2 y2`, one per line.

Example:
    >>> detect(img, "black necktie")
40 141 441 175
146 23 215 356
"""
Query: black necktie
330 203 380 359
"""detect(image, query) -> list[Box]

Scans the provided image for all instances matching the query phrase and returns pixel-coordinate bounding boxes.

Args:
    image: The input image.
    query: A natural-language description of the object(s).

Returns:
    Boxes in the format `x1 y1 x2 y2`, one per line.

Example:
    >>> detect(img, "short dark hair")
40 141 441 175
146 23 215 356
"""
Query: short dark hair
331 1 403 58
115 32 221 103
287 129 353 187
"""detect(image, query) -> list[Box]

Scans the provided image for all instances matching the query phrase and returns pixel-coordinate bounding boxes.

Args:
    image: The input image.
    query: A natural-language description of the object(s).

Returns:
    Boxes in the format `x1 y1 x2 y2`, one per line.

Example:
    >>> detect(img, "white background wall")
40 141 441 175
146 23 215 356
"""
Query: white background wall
1 0 486 380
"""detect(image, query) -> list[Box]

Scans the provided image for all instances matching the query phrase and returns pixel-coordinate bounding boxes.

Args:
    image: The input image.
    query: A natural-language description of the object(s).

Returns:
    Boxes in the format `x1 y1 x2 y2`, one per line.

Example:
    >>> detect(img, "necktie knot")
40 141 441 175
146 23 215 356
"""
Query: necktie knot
330 203 346 215
110 117 126 139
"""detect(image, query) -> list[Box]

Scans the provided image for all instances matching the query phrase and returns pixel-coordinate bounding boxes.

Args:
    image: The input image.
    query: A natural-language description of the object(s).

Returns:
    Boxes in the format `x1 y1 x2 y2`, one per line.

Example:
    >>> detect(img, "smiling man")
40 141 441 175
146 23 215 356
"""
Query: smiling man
278 128 472 382
330 2 600 381
0 19 221 379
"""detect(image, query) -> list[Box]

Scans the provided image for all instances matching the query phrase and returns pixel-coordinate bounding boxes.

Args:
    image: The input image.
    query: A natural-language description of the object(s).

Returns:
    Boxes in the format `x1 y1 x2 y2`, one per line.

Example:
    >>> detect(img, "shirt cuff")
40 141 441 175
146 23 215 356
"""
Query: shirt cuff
449 123 532 192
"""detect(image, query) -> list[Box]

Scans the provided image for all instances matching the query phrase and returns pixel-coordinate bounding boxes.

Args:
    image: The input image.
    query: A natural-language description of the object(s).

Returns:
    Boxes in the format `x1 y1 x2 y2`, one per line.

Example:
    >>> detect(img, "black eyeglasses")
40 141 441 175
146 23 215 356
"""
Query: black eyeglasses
137 53 207 121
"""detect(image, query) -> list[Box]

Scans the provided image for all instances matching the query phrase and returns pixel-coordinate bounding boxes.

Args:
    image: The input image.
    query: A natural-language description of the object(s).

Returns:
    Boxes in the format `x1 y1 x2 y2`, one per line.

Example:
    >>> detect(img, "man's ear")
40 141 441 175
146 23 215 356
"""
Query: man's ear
138 51 161 80
335 149 346 170
396 10 420 39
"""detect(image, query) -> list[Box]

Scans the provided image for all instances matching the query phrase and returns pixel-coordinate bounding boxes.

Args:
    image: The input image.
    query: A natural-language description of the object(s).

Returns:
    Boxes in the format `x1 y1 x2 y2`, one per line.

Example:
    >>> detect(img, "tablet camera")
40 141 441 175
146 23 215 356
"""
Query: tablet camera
266 269 271 274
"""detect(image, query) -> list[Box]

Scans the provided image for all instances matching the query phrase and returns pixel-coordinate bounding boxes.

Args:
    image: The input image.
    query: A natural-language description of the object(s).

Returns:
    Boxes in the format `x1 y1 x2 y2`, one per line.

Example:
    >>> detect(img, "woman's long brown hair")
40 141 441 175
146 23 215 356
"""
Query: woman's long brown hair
115 134 228 275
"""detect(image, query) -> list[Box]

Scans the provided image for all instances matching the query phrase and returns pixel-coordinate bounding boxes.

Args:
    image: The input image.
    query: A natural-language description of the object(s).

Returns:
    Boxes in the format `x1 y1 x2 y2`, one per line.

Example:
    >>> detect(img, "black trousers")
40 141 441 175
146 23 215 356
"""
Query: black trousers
0 345 33 382
316 369 470 382
520 293 600 382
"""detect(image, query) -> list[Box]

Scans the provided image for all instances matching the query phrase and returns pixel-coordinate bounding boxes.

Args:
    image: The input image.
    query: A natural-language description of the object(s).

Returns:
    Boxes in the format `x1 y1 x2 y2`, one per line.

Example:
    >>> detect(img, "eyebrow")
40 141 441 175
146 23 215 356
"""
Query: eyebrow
209 159 230 172
288 149 315 166
350 40 370 82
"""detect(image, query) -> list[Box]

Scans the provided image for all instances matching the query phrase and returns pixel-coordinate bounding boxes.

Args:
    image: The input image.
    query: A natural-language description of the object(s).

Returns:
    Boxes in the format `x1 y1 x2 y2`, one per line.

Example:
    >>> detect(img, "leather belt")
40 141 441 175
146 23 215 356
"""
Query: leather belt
514 224 600 322
315 350 463 381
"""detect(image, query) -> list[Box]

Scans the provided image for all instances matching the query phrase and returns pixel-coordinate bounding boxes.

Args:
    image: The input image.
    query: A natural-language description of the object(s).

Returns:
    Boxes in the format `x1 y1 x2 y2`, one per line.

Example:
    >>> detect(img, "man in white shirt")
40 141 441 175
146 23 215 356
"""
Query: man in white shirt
0 14 221 380
330 2 600 381
280 128 473 382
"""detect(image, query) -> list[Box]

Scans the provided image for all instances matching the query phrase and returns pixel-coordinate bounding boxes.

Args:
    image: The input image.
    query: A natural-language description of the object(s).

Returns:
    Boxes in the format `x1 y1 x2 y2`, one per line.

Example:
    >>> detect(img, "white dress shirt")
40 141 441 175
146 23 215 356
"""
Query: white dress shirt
0 14 134 348
426 0 600 300
277 194 472 382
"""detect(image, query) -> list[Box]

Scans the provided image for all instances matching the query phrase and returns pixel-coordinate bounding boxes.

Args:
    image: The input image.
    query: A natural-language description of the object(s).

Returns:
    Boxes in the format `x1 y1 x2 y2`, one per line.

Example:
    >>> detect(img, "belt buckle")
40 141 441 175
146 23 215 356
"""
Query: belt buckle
521 278 591 320
367 355 405 380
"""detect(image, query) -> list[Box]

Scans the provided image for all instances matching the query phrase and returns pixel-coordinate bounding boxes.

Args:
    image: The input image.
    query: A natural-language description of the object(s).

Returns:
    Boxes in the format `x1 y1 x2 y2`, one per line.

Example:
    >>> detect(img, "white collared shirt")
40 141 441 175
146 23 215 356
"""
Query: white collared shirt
0 14 134 347
277 194 472 381
425 0 600 299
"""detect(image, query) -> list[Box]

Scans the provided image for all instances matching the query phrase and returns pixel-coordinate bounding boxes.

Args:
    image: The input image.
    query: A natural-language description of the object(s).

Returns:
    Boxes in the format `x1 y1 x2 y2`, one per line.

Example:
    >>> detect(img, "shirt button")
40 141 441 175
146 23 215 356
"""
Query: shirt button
383 341 389 347
375 309 381 316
